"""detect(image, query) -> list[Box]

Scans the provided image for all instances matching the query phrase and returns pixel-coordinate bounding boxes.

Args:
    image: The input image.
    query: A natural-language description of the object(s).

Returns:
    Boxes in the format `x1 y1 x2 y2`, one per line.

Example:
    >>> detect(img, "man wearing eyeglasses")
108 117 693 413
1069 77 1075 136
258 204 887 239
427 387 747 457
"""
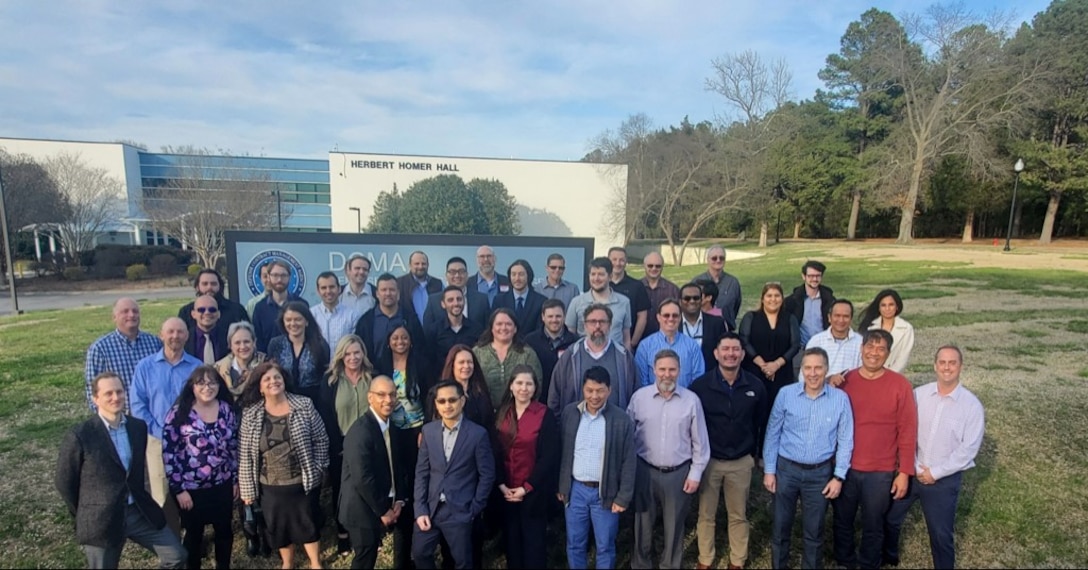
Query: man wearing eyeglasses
693 245 742 332
549 304 638 416
184 295 228 364
784 260 835 379
535 253 580 309
423 257 490 330
640 252 680 338
252 260 309 353
635 299 705 388
678 282 728 373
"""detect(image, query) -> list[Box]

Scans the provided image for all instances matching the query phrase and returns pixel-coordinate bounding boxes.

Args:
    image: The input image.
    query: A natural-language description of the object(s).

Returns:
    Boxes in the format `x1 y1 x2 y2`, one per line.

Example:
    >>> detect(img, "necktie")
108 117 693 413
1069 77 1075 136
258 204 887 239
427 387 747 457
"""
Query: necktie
202 334 215 364
516 296 525 315
383 427 395 498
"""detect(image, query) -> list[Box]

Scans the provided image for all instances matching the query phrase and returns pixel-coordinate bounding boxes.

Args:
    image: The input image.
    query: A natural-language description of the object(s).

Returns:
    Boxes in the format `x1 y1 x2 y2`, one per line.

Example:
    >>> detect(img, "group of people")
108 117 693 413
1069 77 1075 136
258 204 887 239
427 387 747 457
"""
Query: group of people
58 244 983 569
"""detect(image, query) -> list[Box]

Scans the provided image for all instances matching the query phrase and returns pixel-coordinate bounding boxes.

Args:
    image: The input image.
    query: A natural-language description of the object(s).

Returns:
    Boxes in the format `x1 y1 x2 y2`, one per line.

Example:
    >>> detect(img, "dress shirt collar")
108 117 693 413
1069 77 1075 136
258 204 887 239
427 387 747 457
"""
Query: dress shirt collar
371 407 390 432
442 416 463 434
577 400 606 418
922 381 965 401
99 412 127 431
583 338 612 359
796 381 831 400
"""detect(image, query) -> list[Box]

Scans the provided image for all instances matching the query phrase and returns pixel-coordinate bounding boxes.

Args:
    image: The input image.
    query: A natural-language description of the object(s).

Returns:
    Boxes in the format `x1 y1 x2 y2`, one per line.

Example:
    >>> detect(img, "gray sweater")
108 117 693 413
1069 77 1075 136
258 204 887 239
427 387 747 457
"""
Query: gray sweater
557 401 637 510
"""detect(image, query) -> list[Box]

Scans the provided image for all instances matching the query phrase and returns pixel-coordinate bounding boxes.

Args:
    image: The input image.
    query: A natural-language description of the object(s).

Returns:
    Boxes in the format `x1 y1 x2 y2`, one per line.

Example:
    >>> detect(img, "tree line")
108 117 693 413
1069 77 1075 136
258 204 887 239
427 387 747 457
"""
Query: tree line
586 1 1087 261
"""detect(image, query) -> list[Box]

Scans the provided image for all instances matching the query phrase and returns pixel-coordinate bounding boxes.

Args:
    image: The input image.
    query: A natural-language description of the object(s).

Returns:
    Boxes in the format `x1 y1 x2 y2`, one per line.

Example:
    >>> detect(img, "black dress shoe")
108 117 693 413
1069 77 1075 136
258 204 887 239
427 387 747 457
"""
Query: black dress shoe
338 536 351 556
246 537 259 557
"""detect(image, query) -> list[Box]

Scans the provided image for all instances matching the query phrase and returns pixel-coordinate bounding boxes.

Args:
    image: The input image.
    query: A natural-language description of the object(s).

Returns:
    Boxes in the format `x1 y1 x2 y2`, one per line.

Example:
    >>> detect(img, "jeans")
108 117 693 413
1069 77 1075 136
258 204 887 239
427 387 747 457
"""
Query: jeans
884 472 962 569
772 457 832 569
832 469 895 569
82 504 187 569
565 480 621 569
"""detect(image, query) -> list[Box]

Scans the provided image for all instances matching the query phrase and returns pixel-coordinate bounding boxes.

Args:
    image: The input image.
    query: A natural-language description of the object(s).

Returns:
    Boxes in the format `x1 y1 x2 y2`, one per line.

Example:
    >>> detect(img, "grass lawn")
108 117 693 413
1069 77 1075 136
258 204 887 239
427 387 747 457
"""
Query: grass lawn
2 242 1087 568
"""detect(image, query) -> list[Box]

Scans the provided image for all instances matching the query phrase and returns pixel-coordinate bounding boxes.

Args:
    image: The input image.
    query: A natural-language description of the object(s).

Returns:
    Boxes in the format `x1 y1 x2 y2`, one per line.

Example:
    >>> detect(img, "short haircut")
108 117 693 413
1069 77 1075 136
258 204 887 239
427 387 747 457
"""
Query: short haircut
706 245 725 259
654 348 680 365
935 344 964 363
802 347 829 367
431 379 465 399
316 271 339 285
375 272 397 286
442 284 463 296
829 298 854 317
583 303 613 322
546 253 565 264
227 321 256 343
588 256 613 275
541 298 565 314
680 282 702 294
346 254 372 271
802 260 826 275
657 298 680 313
862 328 894 351
507 259 534 284
607 246 627 256
194 268 222 290
91 372 122 397
715 331 742 348
267 259 291 274
583 365 611 387
446 256 468 269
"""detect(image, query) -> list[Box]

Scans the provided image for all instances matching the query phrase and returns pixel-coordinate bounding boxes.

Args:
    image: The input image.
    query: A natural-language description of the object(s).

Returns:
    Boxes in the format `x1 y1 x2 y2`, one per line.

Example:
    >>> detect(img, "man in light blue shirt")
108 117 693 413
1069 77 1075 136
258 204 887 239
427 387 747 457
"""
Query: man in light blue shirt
311 271 361 351
129 317 202 527
763 347 854 570
635 299 704 388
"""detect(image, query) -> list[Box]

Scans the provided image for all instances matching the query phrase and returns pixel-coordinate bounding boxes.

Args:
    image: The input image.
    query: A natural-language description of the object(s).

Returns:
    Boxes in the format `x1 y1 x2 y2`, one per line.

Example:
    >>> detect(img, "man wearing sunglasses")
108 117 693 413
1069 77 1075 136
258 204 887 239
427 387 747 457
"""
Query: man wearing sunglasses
534 253 580 310
178 268 250 331
678 282 728 373
185 295 228 364
693 245 742 332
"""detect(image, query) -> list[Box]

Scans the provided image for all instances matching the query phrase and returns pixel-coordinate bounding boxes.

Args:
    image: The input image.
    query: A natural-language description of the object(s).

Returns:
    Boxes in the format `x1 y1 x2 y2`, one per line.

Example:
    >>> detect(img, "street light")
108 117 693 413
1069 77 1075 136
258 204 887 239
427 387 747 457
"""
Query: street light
1003 158 1025 252
348 207 361 233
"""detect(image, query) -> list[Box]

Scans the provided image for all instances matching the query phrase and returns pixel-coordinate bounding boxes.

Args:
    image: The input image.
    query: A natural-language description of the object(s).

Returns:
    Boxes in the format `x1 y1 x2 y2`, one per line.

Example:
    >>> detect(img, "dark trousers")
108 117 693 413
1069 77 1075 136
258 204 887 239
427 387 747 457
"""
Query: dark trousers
883 472 962 569
330 453 349 536
346 523 383 570
633 462 691 569
439 515 482 570
179 483 233 569
833 469 895 569
772 457 832 570
503 500 547 569
413 505 474 569
83 503 187 569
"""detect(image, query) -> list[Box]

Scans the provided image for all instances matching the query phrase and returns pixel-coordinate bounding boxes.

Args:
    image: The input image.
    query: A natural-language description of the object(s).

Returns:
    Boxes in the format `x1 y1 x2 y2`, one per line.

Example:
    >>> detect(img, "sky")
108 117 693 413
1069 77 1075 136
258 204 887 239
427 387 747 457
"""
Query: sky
0 0 1052 162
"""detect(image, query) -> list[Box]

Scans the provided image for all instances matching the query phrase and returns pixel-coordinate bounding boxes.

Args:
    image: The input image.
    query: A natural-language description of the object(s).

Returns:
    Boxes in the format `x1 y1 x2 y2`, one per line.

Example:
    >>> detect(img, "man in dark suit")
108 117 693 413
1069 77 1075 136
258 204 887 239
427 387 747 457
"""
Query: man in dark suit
184 295 229 364
340 376 412 569
177 268 249 331
397 251 443 325
55 372 186 569
680 282 728 372
492 259 547 338
413 380 496 569
422 257 490 330
354 273 425 364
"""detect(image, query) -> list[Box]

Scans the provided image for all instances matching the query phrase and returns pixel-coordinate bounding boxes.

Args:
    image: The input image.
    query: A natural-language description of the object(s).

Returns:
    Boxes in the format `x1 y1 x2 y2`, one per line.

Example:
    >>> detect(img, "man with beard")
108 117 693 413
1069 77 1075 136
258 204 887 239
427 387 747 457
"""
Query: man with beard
184 295 229 364
397 251 443 325
424 286 484 372
178 269 249 331
472 245 510 307
627 349 709 569
423 256 490 330
252 260 308 353
566 257 632 350
524 299 579 402
549 304 638 416
493 259 547 338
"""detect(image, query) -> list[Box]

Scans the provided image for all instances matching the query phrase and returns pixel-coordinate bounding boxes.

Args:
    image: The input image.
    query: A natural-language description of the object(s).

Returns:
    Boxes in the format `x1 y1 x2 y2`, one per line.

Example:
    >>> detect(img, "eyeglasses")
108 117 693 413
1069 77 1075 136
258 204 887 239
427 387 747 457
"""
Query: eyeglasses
269 272 290 279
659 313 680 319
804 273 823 278
195 379 219 387
435 397 461 405
709 256 724 261
585 319 610 326
681 295 702 302
645 264 662 269
447 268 467 275
548 265 565 271
195 307 219 314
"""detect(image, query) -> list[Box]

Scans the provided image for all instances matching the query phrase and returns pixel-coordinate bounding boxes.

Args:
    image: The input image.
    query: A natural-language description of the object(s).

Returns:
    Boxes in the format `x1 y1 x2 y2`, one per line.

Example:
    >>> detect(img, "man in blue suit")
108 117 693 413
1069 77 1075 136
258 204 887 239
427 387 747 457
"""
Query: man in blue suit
412 380 496 569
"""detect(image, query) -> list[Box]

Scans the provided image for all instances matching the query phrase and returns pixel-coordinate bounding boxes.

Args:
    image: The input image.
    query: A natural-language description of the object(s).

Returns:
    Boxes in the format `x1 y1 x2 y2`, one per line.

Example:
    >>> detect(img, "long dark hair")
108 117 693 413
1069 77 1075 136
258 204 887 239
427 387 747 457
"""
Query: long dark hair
170 365 235 429
494 364 539 449
279 301 328 363
476 308 528 352
239 361 292 409
375 323 426 400
858 289 904 332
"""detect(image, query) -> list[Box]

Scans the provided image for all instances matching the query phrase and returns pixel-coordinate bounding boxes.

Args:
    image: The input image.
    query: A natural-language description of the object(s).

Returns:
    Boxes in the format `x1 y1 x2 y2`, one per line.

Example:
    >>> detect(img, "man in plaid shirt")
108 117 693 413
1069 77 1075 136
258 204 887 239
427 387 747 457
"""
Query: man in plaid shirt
84 298 162 413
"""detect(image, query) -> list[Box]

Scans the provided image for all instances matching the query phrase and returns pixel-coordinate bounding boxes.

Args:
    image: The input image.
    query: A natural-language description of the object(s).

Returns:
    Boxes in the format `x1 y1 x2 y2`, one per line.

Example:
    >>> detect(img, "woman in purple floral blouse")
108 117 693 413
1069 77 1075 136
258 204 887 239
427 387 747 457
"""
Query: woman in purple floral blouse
163 365 239 569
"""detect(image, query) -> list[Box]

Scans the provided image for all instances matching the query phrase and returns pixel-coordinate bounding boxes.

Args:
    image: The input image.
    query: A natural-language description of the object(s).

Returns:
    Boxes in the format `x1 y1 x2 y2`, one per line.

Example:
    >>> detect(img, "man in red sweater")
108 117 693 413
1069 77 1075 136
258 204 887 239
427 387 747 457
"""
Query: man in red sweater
832 329 917 569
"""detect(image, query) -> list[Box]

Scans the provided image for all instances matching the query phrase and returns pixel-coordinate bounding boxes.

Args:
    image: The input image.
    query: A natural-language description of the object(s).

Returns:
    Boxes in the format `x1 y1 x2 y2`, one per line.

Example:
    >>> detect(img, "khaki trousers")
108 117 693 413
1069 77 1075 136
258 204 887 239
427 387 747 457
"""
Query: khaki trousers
696 455 754 567
146 435 181 533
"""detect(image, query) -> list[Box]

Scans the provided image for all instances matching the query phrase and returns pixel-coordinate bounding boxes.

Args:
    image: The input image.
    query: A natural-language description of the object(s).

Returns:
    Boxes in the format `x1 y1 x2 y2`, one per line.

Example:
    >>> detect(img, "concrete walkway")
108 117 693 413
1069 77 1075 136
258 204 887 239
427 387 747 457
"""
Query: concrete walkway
0 286 192 316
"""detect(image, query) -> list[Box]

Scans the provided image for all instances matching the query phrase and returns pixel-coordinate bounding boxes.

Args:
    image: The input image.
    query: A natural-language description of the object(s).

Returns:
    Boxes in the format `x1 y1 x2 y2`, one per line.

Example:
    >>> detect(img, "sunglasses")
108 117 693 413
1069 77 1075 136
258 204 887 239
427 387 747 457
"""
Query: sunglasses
681 295 702 302
709 256 724 262
435 397 461 405
645 264 662 269
195 307 219 314
659 313 680 319
548 265 565 270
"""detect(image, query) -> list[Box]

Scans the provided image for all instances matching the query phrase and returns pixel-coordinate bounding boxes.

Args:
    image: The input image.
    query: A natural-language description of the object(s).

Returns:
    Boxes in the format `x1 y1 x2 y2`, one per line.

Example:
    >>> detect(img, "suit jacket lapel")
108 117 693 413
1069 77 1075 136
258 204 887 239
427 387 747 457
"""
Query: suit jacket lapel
93 418 126 469
445 423 470 473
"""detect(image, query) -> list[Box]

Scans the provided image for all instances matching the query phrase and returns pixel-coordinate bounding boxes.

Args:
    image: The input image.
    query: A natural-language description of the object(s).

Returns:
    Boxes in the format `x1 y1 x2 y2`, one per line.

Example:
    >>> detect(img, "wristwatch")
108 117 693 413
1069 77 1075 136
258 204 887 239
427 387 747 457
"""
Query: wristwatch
832 475 844 483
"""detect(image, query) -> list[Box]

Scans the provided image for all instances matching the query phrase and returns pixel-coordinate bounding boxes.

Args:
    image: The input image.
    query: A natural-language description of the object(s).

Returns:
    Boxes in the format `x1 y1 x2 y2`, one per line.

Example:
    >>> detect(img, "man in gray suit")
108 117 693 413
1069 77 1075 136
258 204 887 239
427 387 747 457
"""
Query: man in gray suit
55 372 186 569
412 380 496 569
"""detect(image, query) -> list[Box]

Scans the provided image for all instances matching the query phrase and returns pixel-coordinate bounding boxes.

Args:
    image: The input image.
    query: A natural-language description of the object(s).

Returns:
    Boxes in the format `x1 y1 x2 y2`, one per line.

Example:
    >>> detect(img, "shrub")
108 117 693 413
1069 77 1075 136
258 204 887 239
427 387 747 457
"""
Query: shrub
150 254 178 275
187 264 203 277
62 267 85 281
125 264 148 281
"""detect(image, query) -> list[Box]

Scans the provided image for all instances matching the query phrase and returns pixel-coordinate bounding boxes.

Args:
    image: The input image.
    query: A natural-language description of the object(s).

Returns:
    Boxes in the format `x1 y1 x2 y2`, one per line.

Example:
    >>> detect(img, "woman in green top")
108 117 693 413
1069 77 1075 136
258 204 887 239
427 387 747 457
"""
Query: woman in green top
473 308 543 408
320 333 375 556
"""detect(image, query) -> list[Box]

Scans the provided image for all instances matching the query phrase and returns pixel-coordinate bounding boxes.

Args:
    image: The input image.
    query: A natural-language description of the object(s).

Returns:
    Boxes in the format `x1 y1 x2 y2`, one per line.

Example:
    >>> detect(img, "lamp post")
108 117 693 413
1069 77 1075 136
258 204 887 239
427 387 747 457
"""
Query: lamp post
1003 158 1025 252
348 207 361 233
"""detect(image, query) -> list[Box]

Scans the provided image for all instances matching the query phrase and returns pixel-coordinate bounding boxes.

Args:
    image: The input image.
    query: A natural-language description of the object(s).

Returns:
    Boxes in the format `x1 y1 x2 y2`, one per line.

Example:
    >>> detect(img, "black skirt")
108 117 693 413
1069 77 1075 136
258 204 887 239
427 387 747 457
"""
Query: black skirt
260 483 320 548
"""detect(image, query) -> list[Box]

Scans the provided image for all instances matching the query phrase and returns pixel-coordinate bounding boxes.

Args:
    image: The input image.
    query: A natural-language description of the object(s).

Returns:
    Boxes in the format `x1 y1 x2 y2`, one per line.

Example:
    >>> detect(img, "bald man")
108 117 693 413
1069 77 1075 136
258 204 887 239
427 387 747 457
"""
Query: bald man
85 298 163 413
472 245 510 307
130 318 203 530
640 251 680 337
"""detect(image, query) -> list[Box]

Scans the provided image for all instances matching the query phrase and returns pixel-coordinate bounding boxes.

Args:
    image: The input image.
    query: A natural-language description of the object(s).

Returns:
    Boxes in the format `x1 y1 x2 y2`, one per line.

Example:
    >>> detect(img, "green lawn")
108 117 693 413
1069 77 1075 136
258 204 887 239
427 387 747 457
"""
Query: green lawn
2 242 1087 568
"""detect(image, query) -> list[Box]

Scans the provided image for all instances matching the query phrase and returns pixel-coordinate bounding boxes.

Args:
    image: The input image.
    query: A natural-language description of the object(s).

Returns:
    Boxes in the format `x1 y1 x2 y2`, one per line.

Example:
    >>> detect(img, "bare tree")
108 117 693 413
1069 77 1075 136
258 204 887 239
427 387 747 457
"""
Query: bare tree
141 151 281 268
44 153 125 263
880 4 1040 243
587 113 657 244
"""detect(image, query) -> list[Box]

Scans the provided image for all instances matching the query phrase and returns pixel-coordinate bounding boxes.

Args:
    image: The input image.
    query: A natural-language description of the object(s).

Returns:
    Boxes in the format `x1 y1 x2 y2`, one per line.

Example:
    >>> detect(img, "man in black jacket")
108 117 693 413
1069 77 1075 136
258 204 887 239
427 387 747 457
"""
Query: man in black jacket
688 332 769 570
397 251 443 326
523 299 579 403
177 268 249 330
55 372 186 569
679 282 728 372
783 260 834 378
340 376 413 569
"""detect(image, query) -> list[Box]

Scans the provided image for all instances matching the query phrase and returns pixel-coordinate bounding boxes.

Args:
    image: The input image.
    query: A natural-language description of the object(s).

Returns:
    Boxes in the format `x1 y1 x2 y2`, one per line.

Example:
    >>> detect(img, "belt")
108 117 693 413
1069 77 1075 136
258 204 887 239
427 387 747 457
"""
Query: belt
780 456 831 470
575 480 600 488
644 458 691 474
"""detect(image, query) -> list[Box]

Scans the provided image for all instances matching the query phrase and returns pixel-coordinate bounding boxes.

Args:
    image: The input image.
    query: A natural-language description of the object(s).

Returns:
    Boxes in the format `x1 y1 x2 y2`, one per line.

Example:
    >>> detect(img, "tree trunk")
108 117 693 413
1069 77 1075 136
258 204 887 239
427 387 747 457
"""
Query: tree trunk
961 209 974 243
847 189 861 240
792 219 801 240
896 155 926 244
1038 191 1061 244
759 221 769 248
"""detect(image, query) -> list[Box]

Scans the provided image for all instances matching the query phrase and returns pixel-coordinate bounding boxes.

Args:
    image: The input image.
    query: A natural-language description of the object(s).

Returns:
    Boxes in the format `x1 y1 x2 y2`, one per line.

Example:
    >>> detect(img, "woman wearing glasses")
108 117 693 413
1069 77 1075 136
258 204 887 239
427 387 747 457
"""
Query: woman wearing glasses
739 282 801 405
162 365 239 569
